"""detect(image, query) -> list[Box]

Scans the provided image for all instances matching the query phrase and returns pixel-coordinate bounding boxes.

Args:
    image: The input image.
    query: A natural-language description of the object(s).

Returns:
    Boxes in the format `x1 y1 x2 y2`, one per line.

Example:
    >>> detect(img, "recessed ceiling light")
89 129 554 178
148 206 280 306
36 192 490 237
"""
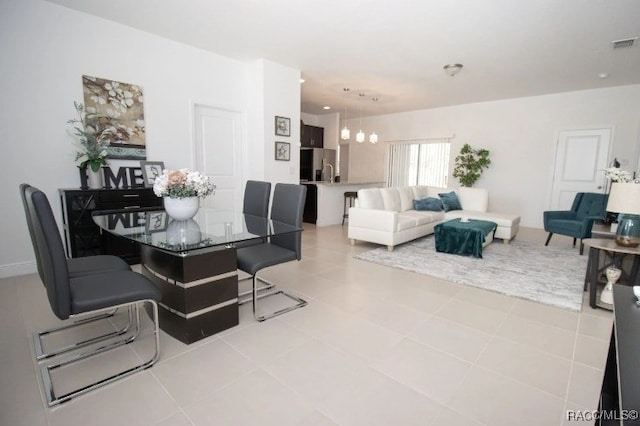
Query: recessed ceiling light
299 78 305 83
599 72 609 79
323 106 331 110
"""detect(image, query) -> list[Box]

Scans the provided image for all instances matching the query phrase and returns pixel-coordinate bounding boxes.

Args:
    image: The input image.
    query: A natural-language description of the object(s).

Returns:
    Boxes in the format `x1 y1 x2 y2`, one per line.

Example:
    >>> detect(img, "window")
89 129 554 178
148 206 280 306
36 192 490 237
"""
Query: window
388 140 451 187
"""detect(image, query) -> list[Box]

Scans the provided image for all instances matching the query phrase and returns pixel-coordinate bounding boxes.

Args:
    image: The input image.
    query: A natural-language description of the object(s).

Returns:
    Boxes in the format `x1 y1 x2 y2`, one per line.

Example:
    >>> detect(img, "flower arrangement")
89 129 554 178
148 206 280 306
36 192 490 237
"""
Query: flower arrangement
68 101 114 172
153 168 215 199
604 167 632 183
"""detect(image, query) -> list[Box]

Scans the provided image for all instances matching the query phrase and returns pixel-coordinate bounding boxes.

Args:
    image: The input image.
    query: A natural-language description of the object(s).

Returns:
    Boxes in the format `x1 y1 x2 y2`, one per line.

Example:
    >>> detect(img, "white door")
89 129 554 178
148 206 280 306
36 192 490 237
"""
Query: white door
193 105 243 226
550 129 610 210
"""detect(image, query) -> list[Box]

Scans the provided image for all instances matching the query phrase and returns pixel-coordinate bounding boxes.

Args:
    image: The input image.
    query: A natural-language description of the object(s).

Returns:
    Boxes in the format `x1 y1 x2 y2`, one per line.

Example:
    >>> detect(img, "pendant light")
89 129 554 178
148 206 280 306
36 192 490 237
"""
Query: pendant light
356 93 365 143
340 88 350 140
369 97 379 144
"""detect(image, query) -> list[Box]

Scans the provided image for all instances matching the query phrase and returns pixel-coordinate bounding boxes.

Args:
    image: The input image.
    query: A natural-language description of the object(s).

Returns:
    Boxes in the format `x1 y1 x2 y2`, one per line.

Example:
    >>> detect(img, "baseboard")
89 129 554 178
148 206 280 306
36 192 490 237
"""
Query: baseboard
0 261 37 279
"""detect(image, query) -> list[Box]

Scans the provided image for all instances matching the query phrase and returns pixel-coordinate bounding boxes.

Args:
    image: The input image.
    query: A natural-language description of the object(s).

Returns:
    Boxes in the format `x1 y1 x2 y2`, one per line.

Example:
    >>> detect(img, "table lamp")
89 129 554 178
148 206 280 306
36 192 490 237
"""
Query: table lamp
606 183 640 248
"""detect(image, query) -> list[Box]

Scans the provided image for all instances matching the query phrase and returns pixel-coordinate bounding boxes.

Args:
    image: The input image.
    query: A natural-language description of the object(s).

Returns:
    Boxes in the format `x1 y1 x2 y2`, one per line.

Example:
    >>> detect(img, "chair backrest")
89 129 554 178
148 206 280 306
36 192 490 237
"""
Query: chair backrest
573 192 608 219
243 180 271 217
25 186 72 320
269 183 306 259
19 183 44 282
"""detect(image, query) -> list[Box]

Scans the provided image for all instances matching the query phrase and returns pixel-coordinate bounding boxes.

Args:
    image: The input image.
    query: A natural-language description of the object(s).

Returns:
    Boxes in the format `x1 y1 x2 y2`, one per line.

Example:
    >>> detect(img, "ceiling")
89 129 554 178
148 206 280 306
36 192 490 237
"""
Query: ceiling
47 0 640 117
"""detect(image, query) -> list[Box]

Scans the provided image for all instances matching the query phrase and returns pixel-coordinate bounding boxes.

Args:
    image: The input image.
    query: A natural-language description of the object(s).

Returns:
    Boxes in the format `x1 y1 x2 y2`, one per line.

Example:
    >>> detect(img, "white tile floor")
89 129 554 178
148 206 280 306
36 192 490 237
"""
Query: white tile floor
0 225 613 425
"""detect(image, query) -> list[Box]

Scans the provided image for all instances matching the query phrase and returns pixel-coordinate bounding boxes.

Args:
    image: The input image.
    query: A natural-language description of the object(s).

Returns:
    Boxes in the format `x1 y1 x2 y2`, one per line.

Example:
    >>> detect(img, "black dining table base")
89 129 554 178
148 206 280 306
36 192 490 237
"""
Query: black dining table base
140 244 239 344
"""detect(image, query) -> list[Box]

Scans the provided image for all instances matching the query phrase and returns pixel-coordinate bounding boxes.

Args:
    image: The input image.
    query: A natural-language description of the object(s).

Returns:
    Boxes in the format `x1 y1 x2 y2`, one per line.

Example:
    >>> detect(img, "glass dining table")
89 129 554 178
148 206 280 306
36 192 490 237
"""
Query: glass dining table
92 207 302 344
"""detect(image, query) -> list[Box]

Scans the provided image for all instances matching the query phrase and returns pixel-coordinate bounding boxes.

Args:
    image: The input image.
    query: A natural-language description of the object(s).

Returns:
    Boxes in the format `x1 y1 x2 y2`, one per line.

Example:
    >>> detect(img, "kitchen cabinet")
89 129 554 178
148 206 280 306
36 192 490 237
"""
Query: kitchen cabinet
301 124 324 148
302 183 317 223
59 187 162 264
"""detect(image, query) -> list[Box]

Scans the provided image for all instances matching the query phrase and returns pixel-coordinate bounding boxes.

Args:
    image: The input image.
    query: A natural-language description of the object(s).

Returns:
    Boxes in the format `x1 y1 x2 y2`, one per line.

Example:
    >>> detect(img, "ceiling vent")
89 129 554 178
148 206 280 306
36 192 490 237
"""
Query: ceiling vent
612 37 637 49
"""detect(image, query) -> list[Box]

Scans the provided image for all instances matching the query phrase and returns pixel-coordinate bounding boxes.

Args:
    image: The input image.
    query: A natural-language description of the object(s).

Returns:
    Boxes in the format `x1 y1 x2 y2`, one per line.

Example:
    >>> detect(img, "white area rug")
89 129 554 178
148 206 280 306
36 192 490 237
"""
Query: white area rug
354 237 588 311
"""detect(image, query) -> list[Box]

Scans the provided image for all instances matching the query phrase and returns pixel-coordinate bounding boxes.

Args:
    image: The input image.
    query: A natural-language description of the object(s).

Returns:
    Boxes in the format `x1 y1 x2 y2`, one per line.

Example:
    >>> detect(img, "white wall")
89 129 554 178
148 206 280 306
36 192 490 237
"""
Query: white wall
0 0 300 278
343 85 640 229
262 60 301 185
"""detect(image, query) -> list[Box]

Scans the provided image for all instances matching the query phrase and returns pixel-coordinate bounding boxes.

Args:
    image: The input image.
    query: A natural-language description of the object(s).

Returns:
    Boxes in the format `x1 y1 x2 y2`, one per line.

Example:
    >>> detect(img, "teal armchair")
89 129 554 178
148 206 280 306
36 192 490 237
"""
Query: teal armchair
543 192 608 255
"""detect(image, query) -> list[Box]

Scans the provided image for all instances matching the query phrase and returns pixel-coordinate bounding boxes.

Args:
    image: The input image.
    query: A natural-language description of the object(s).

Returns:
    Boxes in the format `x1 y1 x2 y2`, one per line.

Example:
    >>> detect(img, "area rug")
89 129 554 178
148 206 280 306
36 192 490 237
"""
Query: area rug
354 237 588 311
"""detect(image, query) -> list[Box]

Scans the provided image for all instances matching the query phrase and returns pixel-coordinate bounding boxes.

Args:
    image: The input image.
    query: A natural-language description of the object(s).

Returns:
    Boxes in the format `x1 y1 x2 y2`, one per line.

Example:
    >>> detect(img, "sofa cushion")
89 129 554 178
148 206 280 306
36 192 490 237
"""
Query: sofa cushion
444 210 521 228
380 188 402 211
358 188 384 210
396 214 417 231
397 187 415 212
412 186 430 200
413 197 443 211
439 191 462 211
456 187 489 212
401 210 445 225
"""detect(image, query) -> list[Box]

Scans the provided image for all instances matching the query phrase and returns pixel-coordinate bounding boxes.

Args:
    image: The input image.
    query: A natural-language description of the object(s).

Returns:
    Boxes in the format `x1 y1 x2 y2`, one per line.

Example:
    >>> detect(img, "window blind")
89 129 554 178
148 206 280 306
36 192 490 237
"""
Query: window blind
388 139 451 188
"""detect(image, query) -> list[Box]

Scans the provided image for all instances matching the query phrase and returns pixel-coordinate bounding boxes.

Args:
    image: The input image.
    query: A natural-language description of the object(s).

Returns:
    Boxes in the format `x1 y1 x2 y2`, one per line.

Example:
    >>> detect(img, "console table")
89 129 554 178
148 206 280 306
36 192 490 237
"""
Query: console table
59 188 161 264
583 238 640 310
597 285 640 425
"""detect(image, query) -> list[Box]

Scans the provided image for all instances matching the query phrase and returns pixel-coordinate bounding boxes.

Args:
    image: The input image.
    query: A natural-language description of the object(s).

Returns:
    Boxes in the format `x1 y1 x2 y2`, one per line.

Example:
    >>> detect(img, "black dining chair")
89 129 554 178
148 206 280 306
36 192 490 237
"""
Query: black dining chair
235 180 271 249
236 181 273 302
20 183 135 360
243 180 271 217
25 186 161 406
236 183 307 321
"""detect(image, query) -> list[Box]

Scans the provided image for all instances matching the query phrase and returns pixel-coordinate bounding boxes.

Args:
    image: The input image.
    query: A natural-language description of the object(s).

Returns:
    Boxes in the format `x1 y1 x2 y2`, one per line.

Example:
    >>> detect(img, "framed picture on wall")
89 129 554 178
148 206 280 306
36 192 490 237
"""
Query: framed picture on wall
139 161 165 187
275 141 290 161
275 116 291 137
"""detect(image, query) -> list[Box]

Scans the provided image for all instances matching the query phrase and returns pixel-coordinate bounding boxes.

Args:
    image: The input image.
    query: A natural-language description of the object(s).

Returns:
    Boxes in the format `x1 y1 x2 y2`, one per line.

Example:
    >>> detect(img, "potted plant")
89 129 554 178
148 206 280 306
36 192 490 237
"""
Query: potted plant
452 143 491 187
68 101 113 188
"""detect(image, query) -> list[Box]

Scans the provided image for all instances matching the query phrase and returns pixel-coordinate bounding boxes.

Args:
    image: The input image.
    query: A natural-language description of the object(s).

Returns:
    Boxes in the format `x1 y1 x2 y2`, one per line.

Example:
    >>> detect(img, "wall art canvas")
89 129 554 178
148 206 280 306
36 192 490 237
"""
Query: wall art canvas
82 75 146 160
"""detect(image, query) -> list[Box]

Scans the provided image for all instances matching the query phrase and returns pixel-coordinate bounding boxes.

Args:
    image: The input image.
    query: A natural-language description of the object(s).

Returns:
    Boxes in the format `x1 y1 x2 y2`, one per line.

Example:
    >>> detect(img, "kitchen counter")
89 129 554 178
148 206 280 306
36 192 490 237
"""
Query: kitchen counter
301 181 384 226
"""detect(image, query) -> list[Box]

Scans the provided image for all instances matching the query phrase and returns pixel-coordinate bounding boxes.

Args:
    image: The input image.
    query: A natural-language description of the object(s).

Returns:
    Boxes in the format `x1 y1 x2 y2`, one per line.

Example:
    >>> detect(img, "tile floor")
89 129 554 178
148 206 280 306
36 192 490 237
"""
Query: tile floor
0 225 613 425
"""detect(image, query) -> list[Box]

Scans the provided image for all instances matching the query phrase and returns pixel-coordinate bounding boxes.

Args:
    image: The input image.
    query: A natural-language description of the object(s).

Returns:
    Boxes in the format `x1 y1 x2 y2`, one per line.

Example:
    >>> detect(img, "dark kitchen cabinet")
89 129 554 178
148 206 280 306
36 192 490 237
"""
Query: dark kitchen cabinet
302 183 317 224
59 188 162 264
301 124 324 148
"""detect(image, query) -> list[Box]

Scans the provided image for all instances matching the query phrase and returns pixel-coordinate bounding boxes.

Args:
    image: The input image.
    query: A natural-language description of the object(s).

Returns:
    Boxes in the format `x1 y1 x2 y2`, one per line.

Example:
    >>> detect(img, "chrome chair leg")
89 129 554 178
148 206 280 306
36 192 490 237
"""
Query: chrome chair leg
251 275 307 322
40 300 160 406
238 276 275 305
33 306 136 361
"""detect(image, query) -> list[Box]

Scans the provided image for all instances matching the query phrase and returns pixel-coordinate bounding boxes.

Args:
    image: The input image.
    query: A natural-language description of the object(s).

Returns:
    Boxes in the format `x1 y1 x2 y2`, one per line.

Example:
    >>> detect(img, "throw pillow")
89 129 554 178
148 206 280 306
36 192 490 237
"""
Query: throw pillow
438 191 462 212
413 197 443 211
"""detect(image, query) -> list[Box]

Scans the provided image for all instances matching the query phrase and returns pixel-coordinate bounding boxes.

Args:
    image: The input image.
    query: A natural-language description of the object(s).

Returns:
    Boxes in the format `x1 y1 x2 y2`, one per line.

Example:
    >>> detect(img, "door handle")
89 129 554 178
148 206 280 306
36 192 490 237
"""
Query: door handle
597 186 603 189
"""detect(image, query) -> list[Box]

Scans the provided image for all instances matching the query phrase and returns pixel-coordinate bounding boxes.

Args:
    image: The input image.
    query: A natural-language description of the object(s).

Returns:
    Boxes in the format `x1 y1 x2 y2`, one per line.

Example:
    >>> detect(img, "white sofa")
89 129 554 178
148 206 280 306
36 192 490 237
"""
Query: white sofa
348 185 520 251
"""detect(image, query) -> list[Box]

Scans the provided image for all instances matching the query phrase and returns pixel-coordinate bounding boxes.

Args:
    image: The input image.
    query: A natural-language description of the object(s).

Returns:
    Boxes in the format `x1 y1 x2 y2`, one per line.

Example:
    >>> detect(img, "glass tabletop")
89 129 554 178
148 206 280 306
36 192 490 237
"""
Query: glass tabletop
92 207 302 254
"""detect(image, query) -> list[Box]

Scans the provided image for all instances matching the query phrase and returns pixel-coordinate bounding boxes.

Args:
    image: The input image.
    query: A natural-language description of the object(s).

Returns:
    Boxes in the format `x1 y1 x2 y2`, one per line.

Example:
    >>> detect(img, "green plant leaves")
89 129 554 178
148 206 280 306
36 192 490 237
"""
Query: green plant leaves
452 143 491 187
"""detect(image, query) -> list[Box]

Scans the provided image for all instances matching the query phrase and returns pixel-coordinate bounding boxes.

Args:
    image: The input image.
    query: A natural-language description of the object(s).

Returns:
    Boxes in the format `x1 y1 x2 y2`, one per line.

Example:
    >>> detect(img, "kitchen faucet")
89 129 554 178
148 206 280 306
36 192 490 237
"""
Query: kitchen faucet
323 163 334 183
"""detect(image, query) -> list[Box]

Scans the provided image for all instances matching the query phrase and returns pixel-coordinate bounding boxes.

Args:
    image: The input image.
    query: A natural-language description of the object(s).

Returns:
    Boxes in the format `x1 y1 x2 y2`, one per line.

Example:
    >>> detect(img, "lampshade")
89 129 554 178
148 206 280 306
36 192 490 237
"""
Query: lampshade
356 130 365 143
341 126 350 140
369 132 378 144
607 183 640 215
607 183 640 247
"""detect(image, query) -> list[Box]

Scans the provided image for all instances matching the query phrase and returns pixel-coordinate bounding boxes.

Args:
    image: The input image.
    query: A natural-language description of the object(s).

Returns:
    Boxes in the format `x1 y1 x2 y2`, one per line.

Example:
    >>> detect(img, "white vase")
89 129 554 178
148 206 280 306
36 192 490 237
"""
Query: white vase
164 196 200 220
166 219 202 245
87 167 103 189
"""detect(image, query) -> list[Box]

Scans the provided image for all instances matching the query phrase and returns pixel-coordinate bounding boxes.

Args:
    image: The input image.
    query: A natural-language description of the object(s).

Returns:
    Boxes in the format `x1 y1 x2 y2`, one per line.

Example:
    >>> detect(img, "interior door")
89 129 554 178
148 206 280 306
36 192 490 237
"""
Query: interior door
550 129 610 210
193 105 243 229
